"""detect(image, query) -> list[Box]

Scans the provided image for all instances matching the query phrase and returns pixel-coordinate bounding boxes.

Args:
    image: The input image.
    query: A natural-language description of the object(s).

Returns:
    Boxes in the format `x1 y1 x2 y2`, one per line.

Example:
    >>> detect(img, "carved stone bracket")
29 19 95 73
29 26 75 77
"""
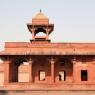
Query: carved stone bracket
47 57 57 64
50 57 55 65
4 56 12 64
72 56 76 64
28 57 34 64
4 60 11 64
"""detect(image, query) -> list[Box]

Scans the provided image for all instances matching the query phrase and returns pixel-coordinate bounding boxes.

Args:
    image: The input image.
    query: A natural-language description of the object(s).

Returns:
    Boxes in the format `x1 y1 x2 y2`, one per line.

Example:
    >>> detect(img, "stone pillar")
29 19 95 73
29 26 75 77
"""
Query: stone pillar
4 60 11 84
72 57 76 83
31 28 35 40
29 60 33 83
46 28 49 40
50 58 55 83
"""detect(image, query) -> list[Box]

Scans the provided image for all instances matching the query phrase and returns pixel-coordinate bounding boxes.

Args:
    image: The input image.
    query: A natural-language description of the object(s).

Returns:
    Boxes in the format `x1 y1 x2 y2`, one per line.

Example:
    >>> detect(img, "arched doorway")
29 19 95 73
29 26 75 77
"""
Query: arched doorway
33 56 51 83
10 57 29 82
55 58 73 83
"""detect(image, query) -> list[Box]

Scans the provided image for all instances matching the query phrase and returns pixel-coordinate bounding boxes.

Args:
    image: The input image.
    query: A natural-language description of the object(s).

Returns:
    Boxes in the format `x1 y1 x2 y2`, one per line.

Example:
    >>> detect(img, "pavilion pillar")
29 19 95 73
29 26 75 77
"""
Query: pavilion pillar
50 58 55 83
4 60 11 85
72 57 77 83
31 28 35 40
29 60 33 83
46 28 49 40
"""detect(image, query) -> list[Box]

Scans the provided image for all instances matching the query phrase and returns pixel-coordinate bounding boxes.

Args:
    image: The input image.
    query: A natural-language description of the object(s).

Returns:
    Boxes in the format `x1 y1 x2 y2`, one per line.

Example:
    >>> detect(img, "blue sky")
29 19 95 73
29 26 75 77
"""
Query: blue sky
0 0 95 50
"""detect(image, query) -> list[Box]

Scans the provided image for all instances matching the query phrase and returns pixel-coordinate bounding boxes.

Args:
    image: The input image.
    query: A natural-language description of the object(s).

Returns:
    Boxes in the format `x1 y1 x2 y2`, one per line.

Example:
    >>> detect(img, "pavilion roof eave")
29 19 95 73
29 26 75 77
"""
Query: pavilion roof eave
27 23 54 34
0 51 95 56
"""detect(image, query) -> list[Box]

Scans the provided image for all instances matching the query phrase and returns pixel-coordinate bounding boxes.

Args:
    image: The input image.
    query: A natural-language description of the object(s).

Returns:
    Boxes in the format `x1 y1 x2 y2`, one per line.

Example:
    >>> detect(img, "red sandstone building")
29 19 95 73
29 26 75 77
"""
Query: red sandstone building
0 11 95 90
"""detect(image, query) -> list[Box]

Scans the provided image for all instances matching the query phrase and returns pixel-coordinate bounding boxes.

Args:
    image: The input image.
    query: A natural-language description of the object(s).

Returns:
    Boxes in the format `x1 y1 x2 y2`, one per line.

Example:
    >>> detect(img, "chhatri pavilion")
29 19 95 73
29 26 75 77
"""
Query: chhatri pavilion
0 11 95 90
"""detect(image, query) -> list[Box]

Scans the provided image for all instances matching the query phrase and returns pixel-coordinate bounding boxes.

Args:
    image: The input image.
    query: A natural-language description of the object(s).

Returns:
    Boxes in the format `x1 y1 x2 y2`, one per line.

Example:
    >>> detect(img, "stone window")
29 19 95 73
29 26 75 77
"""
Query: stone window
58 71 66 81
81 70 88 81
39 71 45 81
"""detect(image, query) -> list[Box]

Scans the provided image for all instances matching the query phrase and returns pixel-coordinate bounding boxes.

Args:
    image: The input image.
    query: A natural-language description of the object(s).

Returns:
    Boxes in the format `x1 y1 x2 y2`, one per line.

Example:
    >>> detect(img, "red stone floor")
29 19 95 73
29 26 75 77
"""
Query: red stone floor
1 83 95 95
0 91 95 95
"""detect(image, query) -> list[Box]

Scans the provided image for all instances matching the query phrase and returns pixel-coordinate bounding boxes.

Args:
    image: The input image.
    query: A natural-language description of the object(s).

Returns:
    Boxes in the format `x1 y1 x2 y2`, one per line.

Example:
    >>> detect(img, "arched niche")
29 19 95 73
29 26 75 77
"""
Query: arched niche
36 32 46 37
35 28 47 37
56 57 73 82
10 57 29 82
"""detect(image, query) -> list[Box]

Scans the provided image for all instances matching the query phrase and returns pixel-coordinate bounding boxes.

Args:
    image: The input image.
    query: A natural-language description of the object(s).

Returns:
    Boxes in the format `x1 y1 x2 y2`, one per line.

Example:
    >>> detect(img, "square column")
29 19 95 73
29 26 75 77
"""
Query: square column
72 57 79 83
50 58 55 83
4 61 11 85
29 60 33 83
72 58 76 83
31 28 35 40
